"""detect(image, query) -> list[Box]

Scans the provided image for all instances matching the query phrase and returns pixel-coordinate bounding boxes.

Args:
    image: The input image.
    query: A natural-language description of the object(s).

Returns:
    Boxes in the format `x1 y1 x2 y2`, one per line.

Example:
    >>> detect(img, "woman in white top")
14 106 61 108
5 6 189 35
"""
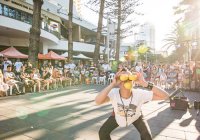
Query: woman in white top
0 70 9 96
95 68 169 140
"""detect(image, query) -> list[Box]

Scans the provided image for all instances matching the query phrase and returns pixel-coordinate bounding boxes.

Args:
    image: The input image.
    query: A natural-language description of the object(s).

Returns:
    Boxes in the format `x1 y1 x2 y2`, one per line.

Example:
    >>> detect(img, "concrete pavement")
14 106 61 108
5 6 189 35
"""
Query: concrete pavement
0 85 199 140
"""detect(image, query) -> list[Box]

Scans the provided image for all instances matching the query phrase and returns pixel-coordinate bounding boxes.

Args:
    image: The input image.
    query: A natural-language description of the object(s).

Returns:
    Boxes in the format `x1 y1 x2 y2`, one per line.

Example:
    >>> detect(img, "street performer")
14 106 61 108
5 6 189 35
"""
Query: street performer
95 68 170 140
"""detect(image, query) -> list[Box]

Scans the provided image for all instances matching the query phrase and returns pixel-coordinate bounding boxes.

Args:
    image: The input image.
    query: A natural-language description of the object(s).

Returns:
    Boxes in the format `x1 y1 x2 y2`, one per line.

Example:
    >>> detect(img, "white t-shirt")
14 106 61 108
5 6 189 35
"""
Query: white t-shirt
135 66 143 73
108 88 153 127
102 64 111 72
3 60 12 71
14 62 23 72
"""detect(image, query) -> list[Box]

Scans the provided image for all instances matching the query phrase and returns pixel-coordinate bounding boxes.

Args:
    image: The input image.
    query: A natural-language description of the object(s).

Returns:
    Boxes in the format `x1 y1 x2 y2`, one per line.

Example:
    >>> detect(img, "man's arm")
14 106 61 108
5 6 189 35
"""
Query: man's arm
95 83 114 105
136 73 169 100
141 81 169 100
95 72 121 105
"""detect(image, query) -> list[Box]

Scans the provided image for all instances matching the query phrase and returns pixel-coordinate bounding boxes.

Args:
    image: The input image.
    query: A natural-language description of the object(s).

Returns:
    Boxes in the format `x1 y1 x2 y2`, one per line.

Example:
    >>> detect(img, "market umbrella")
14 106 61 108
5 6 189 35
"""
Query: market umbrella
0 47 28 59
73 54 92 60
44 51 66 60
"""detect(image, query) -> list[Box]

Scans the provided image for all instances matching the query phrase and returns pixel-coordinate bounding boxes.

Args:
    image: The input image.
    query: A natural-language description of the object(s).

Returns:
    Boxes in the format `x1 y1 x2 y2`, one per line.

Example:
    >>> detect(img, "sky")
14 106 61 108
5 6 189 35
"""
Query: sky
80 0 181 52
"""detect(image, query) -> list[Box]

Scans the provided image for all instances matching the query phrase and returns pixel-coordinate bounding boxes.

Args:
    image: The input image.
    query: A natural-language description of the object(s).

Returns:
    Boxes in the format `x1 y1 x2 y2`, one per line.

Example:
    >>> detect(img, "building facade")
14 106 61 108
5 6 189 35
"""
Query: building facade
0 0 106 58
134 23 155 50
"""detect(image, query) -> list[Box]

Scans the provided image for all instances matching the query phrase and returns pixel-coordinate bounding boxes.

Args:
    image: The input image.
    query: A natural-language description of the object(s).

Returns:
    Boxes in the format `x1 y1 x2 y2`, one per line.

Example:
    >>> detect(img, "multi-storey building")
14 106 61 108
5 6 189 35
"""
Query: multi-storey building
134 23 155 50
0 0 106 58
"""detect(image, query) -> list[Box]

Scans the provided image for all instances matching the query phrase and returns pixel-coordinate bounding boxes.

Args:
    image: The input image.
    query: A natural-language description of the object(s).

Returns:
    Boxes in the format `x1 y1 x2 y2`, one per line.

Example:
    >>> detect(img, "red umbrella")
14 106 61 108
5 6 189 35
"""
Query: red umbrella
0 47 28 59
38 53 46 59
44 51 66 60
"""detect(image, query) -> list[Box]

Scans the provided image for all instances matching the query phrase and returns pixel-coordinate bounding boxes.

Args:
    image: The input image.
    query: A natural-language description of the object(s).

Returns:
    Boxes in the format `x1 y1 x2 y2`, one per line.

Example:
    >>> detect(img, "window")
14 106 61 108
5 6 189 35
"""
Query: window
27 15 32 24
21 12 25 22
0 4 2 15
9 7 15 18
3 5 9 16
16 10 21 20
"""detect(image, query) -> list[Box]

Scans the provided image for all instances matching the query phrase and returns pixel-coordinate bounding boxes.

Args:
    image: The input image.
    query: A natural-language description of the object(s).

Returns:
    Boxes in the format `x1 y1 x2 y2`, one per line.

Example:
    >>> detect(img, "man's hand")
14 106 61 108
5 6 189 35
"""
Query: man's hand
135 72 148 87
111 71 122 87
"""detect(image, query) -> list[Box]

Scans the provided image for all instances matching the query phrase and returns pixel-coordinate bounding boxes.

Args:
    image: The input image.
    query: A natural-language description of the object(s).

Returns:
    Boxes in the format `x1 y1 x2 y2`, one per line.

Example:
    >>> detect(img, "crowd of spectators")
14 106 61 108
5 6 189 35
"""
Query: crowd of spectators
0 56 198 97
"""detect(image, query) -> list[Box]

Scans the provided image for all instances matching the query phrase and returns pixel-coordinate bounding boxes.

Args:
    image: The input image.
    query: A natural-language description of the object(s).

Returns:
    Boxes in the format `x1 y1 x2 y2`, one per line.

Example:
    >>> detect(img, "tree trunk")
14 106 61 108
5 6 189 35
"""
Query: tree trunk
94 0 105 64
28 0 43 68
115 0 121 61
68 0 73 62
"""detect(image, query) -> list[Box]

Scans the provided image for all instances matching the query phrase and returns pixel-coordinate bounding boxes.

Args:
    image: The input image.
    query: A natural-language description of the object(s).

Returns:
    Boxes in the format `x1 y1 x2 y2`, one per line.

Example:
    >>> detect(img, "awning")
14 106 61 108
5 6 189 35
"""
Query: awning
0 47 28 59
38 53 46 59
44 51 66 60
74 54 92 59
61 52 68 57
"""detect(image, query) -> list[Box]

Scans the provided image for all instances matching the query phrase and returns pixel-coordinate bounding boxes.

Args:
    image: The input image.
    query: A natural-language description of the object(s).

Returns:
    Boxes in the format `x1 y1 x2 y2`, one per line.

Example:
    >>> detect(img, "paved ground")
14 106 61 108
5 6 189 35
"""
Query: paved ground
0 85 199 140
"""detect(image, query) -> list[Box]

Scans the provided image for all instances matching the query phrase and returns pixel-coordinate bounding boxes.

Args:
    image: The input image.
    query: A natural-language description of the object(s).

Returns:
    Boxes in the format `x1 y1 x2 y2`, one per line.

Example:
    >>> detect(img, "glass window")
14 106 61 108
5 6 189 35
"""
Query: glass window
3 5 9 16
0 4 2 15
21 12 25 21
23 13 29 23
9 8 15 18
16 10 21 20
27 15 32 24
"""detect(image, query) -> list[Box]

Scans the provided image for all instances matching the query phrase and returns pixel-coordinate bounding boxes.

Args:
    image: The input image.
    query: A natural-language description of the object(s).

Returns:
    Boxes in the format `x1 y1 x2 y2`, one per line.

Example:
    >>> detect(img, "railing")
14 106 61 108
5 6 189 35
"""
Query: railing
0 3 60 39
42 26 60 39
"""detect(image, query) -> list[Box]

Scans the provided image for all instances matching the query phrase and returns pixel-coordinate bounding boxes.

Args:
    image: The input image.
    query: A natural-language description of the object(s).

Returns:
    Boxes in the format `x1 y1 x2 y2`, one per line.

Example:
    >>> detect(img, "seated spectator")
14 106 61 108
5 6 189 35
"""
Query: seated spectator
4 65 23 94
62 68 72 86
73 67 80 85
80 67 86 84
183 65 191 89
42 67 54 90
160 70 167 88
52 68 63 88
0 69 9 96
30 68 42 92
167 68 178 89
177 68 184 88
20 66 34 91
91 68 99 84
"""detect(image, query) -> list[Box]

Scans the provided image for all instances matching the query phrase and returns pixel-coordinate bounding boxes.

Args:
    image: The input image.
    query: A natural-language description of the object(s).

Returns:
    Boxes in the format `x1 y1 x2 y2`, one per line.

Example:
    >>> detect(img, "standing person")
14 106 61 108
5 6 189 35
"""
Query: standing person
95 68 169 140
3 57 12 73
14 59 23 79
135 62 143 73
14 59 23 73
160 70 167 89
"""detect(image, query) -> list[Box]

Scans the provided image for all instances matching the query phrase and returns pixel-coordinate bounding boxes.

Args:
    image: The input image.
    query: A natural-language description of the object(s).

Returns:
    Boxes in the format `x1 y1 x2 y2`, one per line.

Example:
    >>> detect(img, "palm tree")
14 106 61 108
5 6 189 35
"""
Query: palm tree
163 23 187 50
68 0 73 62
94 0 105 64
163 23 189 61
28 0 43 68
115 0 121 61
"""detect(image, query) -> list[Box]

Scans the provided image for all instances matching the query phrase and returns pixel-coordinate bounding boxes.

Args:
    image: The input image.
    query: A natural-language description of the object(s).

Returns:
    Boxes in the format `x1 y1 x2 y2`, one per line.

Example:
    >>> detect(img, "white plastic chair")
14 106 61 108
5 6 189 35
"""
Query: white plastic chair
108 73 115 84
98 76 106 85
91 76 99 84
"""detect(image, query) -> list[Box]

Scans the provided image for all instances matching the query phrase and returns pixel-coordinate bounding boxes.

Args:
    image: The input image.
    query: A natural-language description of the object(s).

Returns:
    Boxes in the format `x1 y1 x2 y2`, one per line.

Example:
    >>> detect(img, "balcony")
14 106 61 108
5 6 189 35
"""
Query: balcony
0 3 60 43
0 15 59 44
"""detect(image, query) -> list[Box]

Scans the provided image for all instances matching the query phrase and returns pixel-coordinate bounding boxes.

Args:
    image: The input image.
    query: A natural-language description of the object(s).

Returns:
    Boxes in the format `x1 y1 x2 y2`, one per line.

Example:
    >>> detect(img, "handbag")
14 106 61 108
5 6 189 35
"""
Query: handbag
170 89 189 111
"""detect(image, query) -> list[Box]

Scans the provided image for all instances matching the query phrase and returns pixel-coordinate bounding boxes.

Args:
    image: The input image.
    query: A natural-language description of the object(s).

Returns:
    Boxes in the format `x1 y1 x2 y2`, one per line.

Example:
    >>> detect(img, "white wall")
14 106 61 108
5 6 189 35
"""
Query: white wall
43 40 105 54
0 36 29 47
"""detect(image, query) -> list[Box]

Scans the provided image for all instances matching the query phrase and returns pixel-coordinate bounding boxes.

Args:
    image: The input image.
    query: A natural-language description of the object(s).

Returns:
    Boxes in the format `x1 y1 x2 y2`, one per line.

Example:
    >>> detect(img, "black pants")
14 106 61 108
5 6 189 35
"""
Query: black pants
99 116 152 140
